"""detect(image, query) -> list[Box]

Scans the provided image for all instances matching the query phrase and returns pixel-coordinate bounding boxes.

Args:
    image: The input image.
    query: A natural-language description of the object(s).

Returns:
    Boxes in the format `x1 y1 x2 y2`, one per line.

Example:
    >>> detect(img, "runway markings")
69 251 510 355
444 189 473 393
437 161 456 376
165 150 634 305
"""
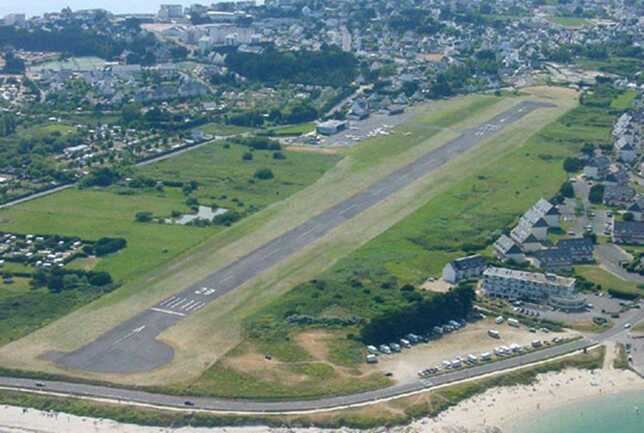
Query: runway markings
150 307 186 317
112 325 146 346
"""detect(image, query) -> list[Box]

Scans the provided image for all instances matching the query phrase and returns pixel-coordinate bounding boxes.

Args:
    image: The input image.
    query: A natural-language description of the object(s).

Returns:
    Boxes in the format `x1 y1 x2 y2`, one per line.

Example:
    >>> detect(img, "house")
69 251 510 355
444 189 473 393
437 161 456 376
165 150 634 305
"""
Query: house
348 99 369 120
556 238 595 263
613 221 644 245
532 248 573 272
481 267 585 311
603 184 636 207
628 197 644 221
533 198 561 228
614 136 637 163
316 120 347 136
442 254 487 284
510 226 542 252
583 156 610 180
493 234 525 263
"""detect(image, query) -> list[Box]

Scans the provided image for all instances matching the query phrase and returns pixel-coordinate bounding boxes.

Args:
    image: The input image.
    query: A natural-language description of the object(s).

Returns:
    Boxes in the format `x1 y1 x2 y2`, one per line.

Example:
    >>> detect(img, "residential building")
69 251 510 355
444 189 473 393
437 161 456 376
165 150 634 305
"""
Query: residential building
441 254 487 284
482 267 585 311
613 221 644 245
583 156 610 180
603 184 636 207
493 234 525 263
158 4 184 20
532 248 573 272
556 237 595 263
628 197 644 221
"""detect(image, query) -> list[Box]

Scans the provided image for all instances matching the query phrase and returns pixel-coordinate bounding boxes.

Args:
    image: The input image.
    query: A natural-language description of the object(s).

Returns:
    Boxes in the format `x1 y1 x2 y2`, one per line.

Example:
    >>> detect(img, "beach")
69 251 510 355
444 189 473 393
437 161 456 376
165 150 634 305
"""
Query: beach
0 348 643 433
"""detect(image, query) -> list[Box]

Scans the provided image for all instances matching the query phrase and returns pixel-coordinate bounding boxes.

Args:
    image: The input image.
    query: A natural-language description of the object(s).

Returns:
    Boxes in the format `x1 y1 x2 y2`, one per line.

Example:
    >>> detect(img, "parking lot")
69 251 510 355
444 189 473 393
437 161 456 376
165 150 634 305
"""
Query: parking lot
374 318 578 383
514 294 623 325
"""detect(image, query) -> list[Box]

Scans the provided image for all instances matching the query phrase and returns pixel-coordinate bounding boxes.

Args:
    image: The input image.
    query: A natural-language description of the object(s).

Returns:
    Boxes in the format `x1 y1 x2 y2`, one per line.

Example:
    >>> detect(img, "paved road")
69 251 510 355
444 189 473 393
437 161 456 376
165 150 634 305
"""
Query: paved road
2 307 644 414
52 100 555 374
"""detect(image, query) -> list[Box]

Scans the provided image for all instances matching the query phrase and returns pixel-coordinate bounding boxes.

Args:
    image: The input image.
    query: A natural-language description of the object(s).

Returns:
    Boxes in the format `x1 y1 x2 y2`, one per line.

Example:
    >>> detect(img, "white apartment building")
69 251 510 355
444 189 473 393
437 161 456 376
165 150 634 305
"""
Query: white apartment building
482 267 576 304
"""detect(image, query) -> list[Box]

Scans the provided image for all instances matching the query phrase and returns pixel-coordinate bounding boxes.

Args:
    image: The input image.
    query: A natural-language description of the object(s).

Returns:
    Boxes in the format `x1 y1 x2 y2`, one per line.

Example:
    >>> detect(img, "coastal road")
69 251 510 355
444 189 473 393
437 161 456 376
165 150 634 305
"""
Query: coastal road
52 100 555 374
1 307 643 414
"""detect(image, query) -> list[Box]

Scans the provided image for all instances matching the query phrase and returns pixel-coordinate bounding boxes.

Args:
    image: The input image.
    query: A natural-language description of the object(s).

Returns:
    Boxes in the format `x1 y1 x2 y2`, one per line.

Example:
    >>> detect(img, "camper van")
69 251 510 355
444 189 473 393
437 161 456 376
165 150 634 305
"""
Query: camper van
488 329 501 339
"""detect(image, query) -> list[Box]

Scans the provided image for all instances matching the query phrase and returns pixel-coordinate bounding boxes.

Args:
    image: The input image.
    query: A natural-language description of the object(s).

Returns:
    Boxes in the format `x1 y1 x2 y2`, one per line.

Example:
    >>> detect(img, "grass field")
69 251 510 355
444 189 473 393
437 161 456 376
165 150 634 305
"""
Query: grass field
547 16 590 26
198 123 254 136
610 90 638 110
575 266 643 297
264 122 316 136
0 88 578 389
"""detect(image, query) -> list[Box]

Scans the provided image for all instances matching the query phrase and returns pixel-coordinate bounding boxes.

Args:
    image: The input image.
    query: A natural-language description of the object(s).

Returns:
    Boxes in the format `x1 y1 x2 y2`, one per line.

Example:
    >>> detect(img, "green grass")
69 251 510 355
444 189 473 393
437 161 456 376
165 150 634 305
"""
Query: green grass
547 16 590 26
265 122 315 136
610 90 638 110
613 343 630 370
136 140 341 212
575 265 642 297
199 123 254 136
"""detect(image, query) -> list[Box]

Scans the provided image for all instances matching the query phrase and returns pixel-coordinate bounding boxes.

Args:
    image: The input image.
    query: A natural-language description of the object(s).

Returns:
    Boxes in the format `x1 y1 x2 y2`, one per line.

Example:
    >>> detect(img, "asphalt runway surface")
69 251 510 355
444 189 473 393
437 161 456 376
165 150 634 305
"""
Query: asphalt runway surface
53 100 554 374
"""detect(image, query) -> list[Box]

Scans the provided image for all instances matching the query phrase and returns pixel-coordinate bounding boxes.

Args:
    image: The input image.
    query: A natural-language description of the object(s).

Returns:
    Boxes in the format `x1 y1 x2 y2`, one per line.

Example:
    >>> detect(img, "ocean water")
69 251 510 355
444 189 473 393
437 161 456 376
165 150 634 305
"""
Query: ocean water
512 390 644 433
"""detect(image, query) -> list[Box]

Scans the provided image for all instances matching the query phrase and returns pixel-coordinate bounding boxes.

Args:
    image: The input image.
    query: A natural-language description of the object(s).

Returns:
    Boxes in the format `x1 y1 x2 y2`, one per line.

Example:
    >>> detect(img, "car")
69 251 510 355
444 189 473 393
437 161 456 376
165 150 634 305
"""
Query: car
184 401 195 407
35 382 45 388
624 323 632 329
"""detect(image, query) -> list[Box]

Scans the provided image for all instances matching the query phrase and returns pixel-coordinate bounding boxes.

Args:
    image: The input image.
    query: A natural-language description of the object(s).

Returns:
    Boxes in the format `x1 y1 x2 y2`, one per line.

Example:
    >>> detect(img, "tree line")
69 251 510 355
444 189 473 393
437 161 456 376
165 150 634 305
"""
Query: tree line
225 46 358 88
360 284 476 344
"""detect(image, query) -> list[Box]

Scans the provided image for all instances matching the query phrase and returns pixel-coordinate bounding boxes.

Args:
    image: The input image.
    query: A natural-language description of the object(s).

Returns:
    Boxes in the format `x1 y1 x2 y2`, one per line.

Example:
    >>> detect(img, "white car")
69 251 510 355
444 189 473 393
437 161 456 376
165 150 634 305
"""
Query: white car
624 323 632 329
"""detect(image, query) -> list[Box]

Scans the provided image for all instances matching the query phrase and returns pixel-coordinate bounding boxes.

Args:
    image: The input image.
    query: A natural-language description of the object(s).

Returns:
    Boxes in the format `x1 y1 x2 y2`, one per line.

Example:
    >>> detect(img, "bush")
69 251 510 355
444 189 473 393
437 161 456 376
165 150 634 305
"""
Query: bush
272 151 286 160
92 237 127 256
242 152 253 161
88 271 113 287
135 211 154 223
560 181 575 198
213 211 241 226
254 168 274 180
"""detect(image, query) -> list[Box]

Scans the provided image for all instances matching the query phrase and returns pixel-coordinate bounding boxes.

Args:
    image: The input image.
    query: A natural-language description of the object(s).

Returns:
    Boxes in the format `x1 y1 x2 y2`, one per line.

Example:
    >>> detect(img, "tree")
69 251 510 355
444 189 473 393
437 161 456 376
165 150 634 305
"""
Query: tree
589 184 604 204
242 151 253 161
560 181 575 198
623 212 634 222
563 157 583 173
254 168 274 180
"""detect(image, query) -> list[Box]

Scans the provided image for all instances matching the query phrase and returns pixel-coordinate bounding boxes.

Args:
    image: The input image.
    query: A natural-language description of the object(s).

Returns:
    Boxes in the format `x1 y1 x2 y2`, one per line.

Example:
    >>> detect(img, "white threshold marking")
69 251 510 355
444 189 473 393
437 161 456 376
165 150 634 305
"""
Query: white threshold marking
150 307 186 317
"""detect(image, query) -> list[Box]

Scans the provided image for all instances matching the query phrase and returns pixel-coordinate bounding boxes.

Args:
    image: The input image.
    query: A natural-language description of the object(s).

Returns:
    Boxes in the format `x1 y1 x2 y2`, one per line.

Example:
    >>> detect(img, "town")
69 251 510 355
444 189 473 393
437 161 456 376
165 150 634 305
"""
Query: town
0 1 643 432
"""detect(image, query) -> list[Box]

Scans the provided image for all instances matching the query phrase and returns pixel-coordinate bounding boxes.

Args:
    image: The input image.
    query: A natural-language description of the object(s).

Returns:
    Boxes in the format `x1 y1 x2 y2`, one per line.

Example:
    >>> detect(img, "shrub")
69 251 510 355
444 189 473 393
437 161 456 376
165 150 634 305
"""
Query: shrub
254 168 274 180
92 238 127 256
135 211 154 223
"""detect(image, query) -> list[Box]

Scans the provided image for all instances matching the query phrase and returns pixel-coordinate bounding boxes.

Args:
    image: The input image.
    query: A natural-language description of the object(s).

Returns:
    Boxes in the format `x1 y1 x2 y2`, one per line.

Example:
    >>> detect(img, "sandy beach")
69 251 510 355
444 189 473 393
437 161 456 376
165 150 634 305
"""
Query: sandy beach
1 349 643 433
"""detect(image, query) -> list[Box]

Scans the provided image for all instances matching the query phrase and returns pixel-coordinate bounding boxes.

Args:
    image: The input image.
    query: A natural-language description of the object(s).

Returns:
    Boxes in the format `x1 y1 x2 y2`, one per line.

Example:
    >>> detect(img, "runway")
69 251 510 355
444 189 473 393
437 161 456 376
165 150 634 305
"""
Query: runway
53 100 555 374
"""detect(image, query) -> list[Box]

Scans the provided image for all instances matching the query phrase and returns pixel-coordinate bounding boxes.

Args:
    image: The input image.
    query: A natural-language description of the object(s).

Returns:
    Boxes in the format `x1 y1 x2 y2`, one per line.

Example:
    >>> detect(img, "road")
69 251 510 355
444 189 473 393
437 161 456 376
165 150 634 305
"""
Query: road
1 307 643 414
48 100 556 374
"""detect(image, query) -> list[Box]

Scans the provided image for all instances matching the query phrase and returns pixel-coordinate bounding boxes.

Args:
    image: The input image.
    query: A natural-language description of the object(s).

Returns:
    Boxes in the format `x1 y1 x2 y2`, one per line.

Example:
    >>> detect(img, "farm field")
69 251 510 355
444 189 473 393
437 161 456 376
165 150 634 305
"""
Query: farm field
0 88 578 390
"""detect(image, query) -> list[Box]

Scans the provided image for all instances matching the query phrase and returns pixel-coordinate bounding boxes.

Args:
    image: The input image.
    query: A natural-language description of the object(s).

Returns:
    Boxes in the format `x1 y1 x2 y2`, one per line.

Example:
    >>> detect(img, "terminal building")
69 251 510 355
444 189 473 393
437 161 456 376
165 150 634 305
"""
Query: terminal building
482 267 586 311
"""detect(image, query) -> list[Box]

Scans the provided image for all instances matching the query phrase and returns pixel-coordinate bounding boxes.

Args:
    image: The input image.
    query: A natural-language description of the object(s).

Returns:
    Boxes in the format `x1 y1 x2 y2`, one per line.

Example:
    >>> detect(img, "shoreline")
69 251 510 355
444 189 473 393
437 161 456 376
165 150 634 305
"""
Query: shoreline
0 364 643 433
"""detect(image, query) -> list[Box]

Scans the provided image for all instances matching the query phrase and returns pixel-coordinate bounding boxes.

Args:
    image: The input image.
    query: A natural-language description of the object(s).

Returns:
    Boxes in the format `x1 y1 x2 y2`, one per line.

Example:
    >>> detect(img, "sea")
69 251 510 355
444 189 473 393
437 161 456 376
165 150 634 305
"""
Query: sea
0 0 259 17
511 390 644 433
